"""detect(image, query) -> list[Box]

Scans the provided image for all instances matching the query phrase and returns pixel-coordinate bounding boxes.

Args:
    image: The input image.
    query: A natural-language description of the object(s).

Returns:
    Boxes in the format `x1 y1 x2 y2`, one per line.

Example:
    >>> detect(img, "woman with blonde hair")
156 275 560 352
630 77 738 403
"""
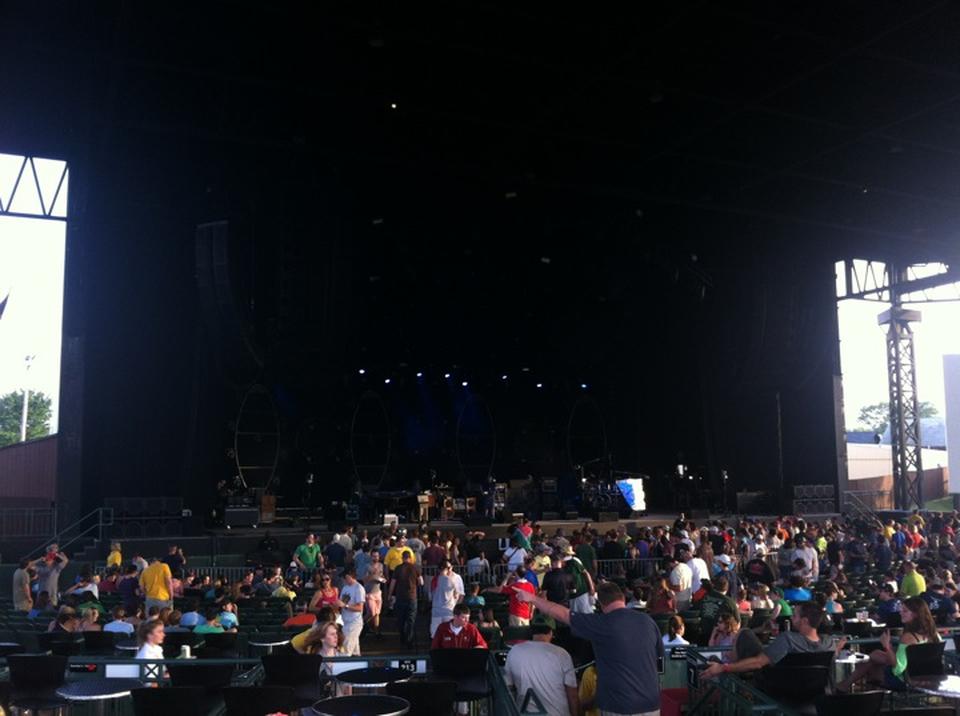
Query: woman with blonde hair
106 542 123 568
80 608 102 632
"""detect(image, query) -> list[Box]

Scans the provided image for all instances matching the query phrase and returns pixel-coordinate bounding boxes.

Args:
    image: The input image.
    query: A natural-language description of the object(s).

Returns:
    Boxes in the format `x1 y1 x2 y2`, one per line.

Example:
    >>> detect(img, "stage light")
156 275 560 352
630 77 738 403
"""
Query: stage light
358 369 366 375
384 378 391 385
536 383 543 389
461 381 468 387
501 375 508 381
390 102 398 109
416 372 423 378
580 383 588 389
522 367 530 373
444 373 451 379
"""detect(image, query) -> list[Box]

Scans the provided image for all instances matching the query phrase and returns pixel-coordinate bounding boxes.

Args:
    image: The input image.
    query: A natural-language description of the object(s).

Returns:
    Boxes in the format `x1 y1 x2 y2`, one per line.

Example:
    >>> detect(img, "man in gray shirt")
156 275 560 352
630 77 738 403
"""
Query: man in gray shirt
702 602 843 680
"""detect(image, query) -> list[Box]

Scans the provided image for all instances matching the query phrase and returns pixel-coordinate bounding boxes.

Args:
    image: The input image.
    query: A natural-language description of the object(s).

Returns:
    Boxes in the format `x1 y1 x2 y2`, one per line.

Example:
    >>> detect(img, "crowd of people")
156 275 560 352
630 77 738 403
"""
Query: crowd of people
13 506 960 713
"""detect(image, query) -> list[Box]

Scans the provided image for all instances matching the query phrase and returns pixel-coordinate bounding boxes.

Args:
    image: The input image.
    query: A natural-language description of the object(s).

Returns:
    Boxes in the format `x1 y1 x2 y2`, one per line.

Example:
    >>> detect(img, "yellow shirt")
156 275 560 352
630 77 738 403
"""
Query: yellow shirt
139 561 172 601
883 525 895 540
106 550 122 568
384 546 414 571
579 665 600 716
291 627 311 653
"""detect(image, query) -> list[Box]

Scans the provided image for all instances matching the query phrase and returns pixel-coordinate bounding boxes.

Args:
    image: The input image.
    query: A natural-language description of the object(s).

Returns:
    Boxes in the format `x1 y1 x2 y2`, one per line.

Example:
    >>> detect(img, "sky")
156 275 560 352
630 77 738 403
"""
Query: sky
837 262 960 431
0 215 67 433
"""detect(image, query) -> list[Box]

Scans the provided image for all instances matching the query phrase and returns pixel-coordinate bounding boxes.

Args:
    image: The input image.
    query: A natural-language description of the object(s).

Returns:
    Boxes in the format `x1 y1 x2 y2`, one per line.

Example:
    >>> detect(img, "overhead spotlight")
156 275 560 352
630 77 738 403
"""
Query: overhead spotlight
536 383 543 389
358 369 366 375
461 381 469 387
384 378 391 385
521 367 530 373
580 383 588 390
501 375 508 381
416 372 423 378
390 102 398 109
444 373 451 379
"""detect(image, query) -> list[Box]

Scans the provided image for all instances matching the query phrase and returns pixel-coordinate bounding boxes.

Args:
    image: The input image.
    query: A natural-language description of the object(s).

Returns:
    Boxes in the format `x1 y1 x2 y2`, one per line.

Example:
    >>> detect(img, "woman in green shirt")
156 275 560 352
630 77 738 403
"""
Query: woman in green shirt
836 596 940 692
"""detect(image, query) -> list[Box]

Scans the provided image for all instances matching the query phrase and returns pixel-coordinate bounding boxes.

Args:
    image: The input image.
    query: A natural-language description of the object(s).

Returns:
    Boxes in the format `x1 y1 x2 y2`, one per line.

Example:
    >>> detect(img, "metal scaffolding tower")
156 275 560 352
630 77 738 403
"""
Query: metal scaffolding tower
837 259 960 511
879 299 923 510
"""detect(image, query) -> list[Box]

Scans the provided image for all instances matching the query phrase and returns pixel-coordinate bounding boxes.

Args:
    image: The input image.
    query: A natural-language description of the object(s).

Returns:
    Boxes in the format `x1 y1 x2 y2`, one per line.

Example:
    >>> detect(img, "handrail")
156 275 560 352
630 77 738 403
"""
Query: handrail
25 506 114 559
843 490 884 527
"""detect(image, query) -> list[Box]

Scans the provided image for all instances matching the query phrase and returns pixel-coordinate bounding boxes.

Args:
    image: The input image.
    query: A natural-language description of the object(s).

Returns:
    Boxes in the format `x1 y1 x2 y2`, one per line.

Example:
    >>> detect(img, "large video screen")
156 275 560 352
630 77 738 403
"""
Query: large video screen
0 154 68 446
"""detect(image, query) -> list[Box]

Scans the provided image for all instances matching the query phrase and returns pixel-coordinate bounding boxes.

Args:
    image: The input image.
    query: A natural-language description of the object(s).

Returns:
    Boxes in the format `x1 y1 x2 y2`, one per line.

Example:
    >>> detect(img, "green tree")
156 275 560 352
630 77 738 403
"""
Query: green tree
856 400 939 434
0 391 53 447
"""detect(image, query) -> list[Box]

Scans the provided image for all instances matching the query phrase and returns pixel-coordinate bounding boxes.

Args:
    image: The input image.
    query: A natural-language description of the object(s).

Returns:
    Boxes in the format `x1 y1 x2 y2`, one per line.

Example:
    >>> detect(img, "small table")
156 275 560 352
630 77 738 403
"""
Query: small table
336 666 411 692
57 678 145 716
249 636 291 654
312 694 410 716
0 642 23 657
910 674 960 698
844 619 885 627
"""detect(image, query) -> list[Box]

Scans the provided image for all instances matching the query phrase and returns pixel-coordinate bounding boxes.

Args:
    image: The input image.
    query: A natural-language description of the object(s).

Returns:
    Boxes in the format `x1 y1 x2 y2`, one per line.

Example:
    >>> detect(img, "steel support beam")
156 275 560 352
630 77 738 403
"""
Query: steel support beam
879 266 924 510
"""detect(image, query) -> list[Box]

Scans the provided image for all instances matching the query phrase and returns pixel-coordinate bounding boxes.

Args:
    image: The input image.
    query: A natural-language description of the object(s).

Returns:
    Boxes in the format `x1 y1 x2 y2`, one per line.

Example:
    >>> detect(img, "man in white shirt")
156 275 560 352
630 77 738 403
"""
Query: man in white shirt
338 567 366 656
792 536 819 582
430 560 465 637
669 555 693 611
686 548 709 595
504 614 578 716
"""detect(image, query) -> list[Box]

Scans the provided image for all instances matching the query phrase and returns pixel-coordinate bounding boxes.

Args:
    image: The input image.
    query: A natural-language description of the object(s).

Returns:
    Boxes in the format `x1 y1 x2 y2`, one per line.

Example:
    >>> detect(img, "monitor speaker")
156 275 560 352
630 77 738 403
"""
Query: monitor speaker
224 507 259 528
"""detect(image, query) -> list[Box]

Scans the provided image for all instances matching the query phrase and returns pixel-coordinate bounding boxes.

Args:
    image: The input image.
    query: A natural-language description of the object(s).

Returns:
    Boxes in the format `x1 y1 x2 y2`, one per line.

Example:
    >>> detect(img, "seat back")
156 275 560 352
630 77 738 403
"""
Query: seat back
430 648 489 678
36 632 83 657
83 631 117 653
161 631 202 658
202 632 239 653
167 663 235 693
905 641 946 678
7 654 67 691
131 686 208 716
478 627 502 650
815 690 885 716
261 653 324 685
758 665 830 703
777 649 835 668
387 680 457 716
223 686 296 716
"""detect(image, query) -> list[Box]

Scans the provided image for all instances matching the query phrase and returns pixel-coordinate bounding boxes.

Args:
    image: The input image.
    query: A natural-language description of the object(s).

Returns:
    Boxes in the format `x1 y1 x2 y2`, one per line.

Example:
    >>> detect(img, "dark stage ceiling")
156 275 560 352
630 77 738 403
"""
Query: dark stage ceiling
2 2 958 512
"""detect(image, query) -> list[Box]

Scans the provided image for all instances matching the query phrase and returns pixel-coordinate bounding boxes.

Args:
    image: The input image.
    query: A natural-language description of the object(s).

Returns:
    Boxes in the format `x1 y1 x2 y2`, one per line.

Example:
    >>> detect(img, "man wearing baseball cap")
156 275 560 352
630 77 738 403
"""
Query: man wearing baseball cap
504 613 579 716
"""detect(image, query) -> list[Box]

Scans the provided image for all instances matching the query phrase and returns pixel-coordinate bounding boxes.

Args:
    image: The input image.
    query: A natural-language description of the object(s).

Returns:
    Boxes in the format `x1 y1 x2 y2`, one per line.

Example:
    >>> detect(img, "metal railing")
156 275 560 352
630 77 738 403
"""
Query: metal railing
685 646 799 715
0 507 56 538
25 507 113 559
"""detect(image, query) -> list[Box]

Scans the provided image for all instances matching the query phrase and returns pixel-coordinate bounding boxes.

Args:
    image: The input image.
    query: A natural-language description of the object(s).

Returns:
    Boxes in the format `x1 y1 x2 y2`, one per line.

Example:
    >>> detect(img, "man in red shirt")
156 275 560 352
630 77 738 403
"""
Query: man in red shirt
499 566 536 626
431 604 488 649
